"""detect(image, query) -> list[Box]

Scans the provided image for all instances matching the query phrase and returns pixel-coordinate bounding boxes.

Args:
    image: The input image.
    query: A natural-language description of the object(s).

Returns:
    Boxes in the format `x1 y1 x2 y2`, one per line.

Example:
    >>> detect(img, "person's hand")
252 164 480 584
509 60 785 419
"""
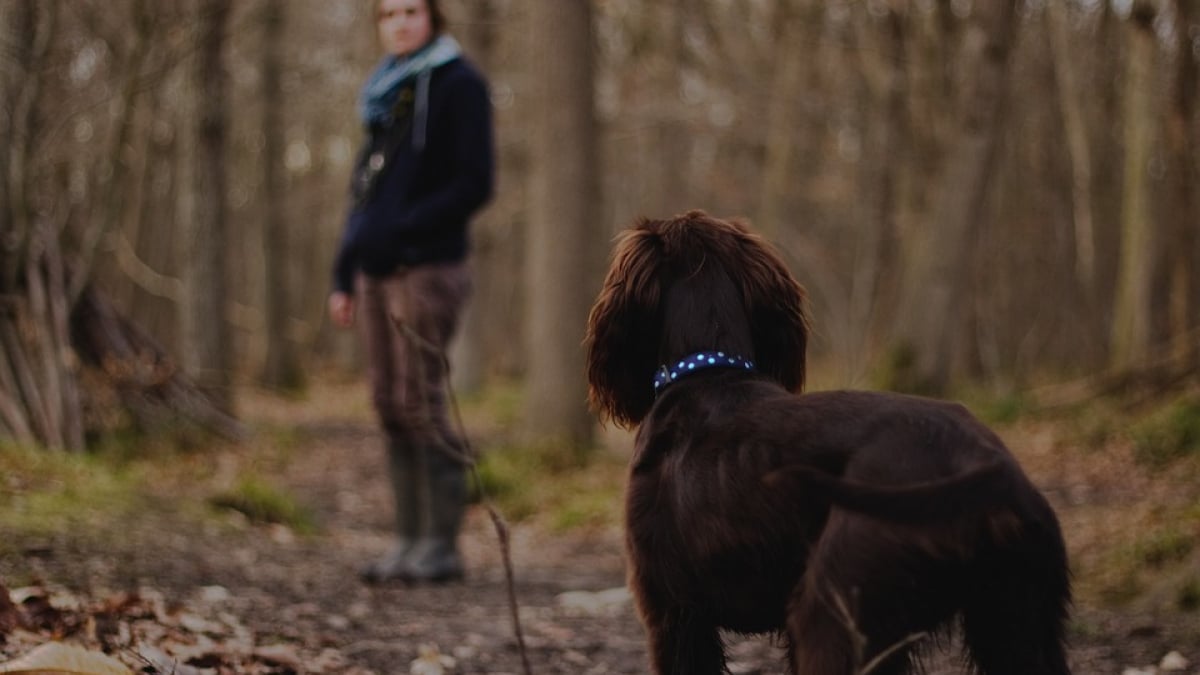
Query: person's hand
328 292 355 328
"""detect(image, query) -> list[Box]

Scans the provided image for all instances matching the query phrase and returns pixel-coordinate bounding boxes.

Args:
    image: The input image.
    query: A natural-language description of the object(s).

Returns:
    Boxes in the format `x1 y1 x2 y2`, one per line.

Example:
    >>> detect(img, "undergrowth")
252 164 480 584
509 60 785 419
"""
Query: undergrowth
0 441 143 542
472 440 625 532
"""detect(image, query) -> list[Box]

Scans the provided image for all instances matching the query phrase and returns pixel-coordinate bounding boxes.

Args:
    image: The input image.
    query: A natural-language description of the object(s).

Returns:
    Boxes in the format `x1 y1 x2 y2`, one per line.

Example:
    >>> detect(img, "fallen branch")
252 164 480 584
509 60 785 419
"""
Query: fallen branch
1030 330 1200 411
70 285 245 442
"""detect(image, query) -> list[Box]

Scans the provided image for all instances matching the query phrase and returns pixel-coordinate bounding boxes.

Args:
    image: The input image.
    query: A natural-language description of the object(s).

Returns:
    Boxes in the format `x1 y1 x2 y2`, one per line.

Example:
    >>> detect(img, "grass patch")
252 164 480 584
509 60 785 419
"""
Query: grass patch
1130 395 1200 468
0 441 144 543
1134 527 1195 568
208 475 316 534
472 441 625 530
1088 520 1199 606
1178 577 1200 612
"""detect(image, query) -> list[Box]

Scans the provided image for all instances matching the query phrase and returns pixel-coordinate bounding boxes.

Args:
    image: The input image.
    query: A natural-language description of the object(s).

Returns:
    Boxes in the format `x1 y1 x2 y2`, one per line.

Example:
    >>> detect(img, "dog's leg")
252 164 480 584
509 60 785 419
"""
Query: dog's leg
961 511 1072 674
787 584 858 675
641 604 725 675
788 515 940 675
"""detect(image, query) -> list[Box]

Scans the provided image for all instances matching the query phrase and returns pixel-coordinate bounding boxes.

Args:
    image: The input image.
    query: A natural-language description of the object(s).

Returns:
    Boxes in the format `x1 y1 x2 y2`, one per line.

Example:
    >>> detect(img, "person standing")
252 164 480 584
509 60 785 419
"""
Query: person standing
329 0 494 584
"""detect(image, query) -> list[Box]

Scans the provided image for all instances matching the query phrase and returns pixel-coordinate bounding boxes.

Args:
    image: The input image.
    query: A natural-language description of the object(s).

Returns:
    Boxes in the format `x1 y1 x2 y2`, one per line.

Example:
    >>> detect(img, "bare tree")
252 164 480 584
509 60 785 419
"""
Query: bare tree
181 0 234 410
1045 0 1097 301
0 0 83 451
1166 0 1199 361
1111 0 1161 370
525 0 600 447
258 0 304 392
449 0 500 394
886 0 1019 394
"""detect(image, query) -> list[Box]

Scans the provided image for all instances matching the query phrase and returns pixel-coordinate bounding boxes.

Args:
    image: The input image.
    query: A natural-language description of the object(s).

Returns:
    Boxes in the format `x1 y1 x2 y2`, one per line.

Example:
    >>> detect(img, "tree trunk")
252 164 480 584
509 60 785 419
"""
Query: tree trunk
1110 0 1160 370
181 0 234 411
1045 0 1097 301
1167 0 1199 362
845 0 907 381
525 0 599 448
258 0 304 392
0 1 83 452
648 0 691 219
886 0 1018 395
756 0 820 239
449 0 499 395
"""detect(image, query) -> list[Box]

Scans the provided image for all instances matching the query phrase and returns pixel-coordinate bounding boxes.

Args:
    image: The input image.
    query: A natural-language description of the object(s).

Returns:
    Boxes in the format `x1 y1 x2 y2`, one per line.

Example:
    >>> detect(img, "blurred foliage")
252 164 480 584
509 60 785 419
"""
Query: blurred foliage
0 441 143 542
208 474 317 534
472 440 624 531
1130 395 1200 469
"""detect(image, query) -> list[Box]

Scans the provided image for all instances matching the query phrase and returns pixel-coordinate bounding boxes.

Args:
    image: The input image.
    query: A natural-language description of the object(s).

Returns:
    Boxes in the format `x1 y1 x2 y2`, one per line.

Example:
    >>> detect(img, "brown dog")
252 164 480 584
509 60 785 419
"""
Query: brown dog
585 211 1070 674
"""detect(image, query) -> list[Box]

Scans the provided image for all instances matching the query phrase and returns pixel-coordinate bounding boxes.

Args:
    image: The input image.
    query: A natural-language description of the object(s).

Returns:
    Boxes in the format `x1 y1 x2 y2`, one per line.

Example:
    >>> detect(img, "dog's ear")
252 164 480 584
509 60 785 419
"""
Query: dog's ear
730 220 810 393
585 223 664 428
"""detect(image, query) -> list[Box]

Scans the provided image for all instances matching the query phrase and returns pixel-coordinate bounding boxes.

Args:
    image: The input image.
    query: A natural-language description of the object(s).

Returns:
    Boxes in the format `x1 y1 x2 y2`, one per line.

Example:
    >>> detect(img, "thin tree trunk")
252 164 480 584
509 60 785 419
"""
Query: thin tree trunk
525 0 599 448
1111 0 1160 370
846 0 907 381
886 0 1018 395
649 0 690 218
1045 0 1097 300
450 0 499 395
0 1 83 451
756 0 819 239
1167 0 1198 362
71 0 152 303
259 0 304 392
181 0 234 411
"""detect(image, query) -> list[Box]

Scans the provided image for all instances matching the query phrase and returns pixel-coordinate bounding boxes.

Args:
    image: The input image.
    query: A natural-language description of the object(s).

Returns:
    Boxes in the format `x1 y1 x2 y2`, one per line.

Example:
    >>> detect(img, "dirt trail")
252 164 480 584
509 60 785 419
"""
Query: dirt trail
3 390 1199 674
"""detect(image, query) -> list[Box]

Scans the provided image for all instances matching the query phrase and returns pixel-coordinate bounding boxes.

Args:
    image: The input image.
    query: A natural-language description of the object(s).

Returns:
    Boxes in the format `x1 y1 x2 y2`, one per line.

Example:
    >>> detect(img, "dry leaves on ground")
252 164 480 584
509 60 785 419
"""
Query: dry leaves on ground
0 580 361 675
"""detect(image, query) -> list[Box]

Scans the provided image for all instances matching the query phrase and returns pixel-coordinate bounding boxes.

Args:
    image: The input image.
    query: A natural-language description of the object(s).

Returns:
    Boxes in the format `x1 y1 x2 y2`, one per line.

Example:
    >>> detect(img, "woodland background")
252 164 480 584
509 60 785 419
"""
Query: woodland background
1 0 1198 450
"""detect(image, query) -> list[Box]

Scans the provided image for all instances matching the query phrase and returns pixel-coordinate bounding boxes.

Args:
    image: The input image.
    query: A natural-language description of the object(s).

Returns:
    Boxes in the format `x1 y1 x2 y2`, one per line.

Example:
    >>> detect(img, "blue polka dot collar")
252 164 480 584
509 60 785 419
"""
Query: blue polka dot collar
653 351 756 395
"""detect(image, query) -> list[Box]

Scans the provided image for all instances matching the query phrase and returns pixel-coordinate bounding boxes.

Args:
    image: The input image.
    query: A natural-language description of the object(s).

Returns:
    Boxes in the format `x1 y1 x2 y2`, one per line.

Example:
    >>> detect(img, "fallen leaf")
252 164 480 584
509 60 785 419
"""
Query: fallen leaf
1158 651 1188 671
410 643 455 675
253 643 305 668
0 642 132 675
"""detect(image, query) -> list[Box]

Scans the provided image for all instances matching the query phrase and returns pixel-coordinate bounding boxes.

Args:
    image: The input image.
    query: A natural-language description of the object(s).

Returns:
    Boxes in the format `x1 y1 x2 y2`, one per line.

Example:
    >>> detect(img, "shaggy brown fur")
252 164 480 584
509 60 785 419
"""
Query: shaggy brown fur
585 211 1070 674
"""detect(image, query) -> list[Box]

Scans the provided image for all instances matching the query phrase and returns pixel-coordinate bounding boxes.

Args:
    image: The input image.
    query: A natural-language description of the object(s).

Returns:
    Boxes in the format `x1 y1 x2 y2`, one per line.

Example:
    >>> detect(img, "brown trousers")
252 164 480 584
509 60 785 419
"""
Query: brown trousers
356 261 471 449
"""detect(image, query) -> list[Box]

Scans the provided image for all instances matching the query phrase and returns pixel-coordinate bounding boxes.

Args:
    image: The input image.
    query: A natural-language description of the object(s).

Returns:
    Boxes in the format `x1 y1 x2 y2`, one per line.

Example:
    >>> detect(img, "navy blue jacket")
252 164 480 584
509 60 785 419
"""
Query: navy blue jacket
332 57 494 294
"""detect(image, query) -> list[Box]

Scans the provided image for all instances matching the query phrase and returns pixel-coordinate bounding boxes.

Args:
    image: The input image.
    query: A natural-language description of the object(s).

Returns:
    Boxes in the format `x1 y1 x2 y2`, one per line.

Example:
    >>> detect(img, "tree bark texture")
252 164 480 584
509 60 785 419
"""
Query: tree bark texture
525 0 600 447
886 0 1018 395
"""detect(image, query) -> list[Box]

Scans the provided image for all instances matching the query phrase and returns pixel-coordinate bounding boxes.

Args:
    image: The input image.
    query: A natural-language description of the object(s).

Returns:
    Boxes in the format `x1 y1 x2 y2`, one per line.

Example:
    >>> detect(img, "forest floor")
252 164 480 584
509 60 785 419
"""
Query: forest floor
1 380 1199 674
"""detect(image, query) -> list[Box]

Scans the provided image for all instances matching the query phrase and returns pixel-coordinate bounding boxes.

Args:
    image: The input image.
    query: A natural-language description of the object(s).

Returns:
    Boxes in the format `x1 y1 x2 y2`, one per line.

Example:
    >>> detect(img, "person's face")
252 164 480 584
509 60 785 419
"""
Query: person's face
377 0 433 57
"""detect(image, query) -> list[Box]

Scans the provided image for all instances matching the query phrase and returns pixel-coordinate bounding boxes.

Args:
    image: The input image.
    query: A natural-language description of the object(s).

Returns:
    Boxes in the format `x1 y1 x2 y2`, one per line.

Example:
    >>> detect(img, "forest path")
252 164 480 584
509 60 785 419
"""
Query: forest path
3 384 1198 674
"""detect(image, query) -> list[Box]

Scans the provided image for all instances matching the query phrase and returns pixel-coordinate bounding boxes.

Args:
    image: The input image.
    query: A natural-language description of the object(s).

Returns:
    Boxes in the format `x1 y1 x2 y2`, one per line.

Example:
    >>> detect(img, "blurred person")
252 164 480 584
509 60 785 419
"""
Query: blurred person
329 0 494 584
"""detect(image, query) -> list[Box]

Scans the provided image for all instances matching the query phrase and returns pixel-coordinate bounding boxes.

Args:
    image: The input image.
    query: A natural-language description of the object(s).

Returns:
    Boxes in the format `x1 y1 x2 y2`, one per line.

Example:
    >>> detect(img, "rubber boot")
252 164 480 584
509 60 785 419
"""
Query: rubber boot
405 440 467 583
360 438 423 583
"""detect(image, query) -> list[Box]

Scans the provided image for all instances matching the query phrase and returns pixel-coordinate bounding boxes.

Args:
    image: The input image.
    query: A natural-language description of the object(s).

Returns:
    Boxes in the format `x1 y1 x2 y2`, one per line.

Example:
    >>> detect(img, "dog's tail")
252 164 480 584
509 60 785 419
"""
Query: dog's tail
762 459 1014 523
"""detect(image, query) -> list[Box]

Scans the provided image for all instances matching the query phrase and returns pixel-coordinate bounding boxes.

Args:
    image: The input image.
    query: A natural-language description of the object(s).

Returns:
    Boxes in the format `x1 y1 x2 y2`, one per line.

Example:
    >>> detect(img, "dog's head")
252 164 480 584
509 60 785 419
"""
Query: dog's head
585 210 809 428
